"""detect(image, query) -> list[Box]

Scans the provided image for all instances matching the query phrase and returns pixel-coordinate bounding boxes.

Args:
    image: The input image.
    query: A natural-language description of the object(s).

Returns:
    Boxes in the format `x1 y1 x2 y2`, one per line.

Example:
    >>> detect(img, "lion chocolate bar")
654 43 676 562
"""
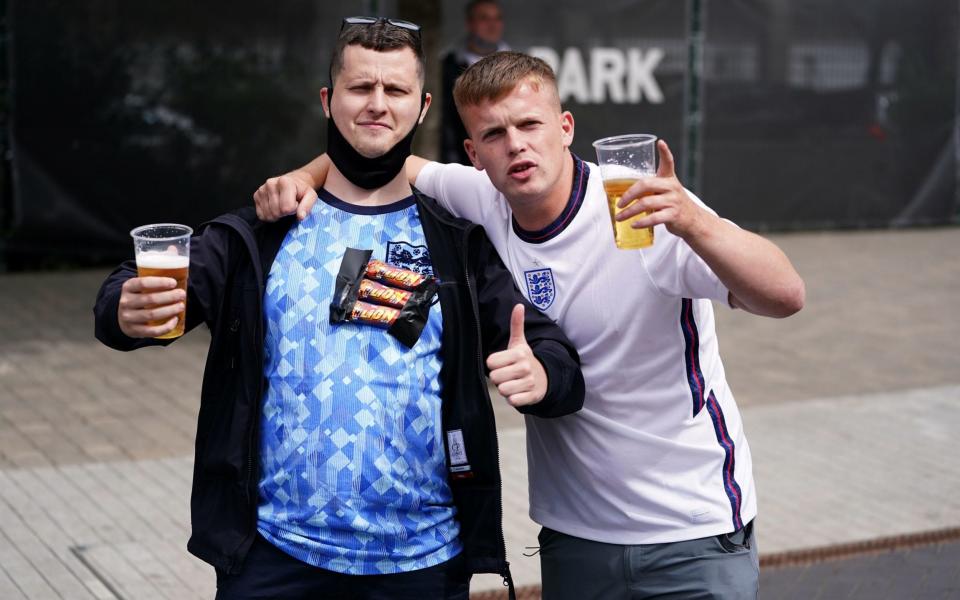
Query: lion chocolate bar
365 259 429 290
330 249 439 348
357 278 412 309
349 300 400 328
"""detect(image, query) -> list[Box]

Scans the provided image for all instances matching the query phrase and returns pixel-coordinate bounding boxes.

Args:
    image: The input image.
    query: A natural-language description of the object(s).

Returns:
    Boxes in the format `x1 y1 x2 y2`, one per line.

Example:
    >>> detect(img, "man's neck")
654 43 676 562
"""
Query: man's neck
466 36 500 57
510 151 576 232
466 42 494 57
325 163 413 206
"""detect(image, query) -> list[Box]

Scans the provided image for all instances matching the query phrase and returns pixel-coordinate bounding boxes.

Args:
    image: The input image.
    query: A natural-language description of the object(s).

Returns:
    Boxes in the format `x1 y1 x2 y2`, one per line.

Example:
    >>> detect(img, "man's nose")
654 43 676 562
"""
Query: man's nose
366 88 387 113
505 128 526 154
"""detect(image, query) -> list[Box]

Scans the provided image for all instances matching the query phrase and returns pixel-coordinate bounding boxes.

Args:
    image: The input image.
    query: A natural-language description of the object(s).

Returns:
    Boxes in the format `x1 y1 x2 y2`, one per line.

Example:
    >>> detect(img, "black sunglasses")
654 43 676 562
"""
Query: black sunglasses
341 16 421 37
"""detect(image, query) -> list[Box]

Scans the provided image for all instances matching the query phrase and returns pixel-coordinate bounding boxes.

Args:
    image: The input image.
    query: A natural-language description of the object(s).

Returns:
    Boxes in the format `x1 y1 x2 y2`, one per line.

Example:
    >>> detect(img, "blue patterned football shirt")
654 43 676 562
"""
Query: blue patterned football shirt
257 188 461 574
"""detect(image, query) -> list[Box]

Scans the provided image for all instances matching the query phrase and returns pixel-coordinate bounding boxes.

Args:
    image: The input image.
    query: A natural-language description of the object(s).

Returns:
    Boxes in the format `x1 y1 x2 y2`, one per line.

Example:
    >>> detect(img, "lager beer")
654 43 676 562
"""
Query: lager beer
592 133 657 250
136 252 189 339
130 223 192 340
603 178 654 249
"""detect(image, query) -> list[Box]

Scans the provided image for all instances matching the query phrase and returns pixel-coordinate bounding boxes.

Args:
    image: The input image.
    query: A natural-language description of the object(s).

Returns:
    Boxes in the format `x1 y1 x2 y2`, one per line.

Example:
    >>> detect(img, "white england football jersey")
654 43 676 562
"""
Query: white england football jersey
416 155 757 544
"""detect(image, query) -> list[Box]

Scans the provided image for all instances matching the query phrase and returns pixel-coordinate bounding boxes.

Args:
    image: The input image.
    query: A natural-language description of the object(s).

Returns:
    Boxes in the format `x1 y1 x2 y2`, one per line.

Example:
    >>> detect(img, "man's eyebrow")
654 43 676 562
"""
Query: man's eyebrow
341 71 377 82
479 125 504 138
383 78 412 88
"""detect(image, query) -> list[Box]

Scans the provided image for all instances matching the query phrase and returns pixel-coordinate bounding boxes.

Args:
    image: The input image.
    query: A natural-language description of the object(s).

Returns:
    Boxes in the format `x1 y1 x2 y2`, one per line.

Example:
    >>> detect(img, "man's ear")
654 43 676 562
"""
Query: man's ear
418 92 432 124
320 87 332 118
560 110 575 150
464 139 485 171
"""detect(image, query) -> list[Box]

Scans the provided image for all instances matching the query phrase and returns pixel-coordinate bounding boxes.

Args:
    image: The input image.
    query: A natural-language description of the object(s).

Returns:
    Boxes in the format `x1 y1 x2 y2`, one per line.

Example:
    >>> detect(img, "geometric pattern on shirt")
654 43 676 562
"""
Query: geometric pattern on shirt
257 196 460 574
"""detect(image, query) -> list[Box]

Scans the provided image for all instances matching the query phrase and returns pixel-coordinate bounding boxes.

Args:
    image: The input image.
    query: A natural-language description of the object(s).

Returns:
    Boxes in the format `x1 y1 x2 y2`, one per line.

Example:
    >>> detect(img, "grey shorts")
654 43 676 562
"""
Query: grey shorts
538 521 759 600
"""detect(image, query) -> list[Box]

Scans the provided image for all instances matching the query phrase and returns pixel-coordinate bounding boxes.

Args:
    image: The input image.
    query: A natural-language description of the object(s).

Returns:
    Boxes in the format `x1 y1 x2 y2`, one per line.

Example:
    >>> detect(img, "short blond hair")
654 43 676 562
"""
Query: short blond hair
453 51 560 113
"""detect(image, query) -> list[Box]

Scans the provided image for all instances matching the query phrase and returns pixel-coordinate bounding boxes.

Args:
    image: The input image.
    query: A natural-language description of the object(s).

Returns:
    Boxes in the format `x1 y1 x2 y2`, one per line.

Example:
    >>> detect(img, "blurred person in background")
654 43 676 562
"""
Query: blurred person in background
440 0 509 165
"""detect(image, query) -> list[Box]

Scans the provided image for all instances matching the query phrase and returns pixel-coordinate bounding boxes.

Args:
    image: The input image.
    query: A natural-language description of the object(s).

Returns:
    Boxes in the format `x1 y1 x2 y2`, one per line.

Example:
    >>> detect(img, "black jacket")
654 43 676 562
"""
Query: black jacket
440 51 472 166
94 192 584 584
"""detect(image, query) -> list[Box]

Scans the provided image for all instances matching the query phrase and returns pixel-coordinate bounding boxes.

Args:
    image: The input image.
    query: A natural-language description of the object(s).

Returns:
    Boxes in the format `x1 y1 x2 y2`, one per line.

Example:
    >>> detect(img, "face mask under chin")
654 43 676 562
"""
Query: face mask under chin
325 90 425 190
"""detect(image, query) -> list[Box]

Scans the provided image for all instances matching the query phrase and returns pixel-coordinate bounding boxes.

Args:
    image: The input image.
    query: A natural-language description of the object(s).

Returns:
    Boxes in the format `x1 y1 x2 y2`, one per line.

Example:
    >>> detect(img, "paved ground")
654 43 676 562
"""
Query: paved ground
761 539 960 600
0 227 959 598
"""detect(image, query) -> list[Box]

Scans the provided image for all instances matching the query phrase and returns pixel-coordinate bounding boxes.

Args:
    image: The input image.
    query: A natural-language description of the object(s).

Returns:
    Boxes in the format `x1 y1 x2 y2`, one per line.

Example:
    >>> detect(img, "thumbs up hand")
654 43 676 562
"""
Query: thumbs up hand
486 304 548 408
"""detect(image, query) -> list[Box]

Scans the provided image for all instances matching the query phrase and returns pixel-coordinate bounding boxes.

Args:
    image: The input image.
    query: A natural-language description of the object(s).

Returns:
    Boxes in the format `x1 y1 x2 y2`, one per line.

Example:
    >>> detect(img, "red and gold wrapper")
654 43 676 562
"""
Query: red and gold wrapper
357 278 412 309
365 259 428 290
349 300 400 328
330 249 439 348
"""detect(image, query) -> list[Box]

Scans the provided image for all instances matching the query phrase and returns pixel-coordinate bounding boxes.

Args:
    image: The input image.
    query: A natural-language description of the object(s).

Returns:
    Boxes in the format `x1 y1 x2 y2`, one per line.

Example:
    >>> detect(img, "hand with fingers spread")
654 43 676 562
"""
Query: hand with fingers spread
117 277 187 338
485 304 547 408
614 139 714 241
254 172 320 222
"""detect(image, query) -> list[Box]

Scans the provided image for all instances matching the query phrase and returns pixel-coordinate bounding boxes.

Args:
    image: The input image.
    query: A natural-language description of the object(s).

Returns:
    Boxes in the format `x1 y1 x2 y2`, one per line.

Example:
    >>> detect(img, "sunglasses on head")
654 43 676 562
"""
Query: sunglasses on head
341 16 421 37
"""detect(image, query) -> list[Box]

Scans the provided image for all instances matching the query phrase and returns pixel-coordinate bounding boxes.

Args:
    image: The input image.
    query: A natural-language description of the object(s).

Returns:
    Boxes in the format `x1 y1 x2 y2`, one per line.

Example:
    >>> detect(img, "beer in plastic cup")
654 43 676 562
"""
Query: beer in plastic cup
592 134 657 249
130 223 192 339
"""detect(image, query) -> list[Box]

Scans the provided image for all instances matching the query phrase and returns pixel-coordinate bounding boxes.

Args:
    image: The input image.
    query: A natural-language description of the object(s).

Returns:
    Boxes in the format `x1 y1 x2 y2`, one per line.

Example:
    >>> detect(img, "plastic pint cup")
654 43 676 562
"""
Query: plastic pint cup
130 223 192 339
592 134 657 249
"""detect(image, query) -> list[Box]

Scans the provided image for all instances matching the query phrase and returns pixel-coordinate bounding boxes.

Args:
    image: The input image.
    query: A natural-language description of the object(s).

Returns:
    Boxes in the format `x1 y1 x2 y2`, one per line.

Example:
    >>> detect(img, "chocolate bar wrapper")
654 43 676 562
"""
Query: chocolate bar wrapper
350 301 400 328
365 259 429 291
357 278 412 309
330 251 439 348
385 277 438 348
330 248 373 324
346 298 432 349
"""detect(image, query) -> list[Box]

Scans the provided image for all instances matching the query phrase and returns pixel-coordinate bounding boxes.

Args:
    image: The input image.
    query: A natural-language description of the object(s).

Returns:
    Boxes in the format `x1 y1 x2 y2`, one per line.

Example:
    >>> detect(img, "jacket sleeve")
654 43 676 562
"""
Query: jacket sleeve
470 228 585 418
93 224 232 351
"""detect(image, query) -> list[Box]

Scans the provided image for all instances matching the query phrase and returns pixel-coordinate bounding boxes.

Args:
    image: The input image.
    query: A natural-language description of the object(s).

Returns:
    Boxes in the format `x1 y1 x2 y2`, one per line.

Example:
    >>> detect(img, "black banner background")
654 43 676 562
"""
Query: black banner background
3 0 958 267
6 0 349 266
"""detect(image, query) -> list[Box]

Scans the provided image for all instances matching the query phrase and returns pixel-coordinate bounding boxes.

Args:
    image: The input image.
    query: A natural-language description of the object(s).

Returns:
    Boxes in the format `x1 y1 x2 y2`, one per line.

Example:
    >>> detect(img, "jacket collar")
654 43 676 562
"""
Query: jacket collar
203 208 296 293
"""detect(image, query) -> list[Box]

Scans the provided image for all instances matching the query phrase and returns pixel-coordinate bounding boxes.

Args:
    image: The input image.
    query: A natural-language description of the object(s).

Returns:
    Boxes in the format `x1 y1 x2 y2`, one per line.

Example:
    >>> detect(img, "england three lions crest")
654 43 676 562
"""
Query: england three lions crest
385 241 433 276
524 268 556 310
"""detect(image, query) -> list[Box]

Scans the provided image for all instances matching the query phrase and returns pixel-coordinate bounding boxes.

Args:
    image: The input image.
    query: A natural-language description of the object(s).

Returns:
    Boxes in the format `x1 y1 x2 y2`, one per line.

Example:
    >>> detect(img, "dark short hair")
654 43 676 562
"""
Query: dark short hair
330 20 425 87
466 0 500 20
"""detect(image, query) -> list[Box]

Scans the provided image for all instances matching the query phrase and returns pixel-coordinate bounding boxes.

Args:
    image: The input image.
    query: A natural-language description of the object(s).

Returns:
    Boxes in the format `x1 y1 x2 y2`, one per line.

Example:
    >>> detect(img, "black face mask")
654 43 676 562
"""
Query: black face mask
326 90 426 190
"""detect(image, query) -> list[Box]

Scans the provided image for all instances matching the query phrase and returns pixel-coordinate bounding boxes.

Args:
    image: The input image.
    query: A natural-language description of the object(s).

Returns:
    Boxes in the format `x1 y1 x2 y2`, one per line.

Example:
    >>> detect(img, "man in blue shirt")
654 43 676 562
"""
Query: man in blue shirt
95 17 583 600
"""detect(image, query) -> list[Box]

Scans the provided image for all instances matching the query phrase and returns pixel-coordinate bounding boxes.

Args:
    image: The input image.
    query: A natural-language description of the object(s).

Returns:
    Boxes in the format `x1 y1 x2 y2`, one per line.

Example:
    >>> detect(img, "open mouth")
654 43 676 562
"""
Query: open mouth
508 161 536 178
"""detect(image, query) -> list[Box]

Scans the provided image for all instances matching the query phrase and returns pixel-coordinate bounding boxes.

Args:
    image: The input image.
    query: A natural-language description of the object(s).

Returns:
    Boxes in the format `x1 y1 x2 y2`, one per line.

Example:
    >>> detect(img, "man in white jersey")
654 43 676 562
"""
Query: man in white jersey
255 51 804 599
97 33 585 600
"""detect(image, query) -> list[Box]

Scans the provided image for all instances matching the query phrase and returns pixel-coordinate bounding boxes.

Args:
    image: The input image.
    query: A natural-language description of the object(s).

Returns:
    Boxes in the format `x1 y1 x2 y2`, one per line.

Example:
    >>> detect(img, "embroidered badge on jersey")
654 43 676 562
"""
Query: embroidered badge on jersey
446 429 471 472
386 241 433 276
524 267 556 310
